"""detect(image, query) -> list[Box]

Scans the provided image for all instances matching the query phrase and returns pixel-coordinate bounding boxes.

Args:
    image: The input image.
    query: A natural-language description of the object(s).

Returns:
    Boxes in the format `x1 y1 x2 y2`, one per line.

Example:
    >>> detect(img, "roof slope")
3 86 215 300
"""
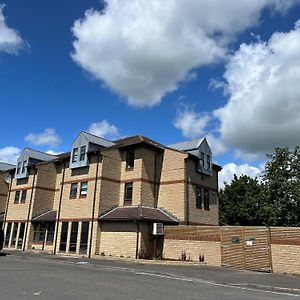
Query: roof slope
32 210 57 222
99 206 179 224
168 138 204 151
114 135 165 150
82 131 115 147
0 162 15 171
25 148 57 162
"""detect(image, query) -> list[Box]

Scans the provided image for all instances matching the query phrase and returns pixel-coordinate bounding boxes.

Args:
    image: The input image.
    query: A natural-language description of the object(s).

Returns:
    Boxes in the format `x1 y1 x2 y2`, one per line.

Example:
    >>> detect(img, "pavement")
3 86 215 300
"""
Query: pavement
0 250 299 300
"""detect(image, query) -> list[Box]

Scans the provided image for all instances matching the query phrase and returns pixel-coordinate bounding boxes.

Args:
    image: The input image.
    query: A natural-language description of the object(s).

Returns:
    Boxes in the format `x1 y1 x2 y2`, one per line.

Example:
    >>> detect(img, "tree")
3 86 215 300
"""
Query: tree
219 175 265 226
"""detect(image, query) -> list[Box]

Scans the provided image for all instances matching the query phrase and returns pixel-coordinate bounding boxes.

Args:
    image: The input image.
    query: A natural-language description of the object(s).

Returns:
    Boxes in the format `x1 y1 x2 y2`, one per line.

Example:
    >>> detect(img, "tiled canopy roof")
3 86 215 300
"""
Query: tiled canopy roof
31 210 57 222
99 206 179 224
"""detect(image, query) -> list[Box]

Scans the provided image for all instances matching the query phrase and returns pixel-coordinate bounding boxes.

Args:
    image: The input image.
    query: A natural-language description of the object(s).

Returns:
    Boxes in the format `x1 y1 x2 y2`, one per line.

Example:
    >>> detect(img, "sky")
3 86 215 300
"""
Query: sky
1 0 300 187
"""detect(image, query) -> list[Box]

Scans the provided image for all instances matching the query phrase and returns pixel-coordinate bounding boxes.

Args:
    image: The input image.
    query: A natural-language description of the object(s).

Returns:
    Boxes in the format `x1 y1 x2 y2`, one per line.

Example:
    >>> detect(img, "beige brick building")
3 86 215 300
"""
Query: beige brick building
1 132 221 258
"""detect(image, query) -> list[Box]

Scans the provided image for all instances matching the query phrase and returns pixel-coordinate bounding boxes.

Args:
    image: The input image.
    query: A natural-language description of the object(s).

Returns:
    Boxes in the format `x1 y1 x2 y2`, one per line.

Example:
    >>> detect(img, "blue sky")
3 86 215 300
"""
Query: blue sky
1 1 300 186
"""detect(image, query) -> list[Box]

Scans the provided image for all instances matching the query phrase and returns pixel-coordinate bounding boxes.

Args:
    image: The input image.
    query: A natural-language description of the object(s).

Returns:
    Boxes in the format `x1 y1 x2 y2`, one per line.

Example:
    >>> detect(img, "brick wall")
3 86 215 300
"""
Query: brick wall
0 172 9 213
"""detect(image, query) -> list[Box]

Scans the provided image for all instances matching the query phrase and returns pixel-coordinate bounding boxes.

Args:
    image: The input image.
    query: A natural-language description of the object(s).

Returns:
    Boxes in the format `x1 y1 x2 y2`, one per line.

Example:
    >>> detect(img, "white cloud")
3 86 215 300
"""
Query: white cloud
174 108 210 139
219 162 261 189
206 134 228 156
0 4 24 53
46 150 62 155
88 120 120 140
214 20 300 156
71 0 298 107
25 128 61 147
0 146 21 164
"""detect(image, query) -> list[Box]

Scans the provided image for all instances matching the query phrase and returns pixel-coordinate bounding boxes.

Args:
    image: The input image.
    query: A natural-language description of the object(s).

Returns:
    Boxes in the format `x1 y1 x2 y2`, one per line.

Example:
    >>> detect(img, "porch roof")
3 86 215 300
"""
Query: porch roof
32 210 57 223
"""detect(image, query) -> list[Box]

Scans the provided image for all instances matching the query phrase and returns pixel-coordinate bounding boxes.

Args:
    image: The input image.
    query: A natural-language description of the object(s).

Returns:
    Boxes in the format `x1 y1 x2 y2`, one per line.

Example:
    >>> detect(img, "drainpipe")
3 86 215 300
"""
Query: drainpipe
154 153 158 208
135 221 140 259
184 158 190 225
3 171 13 230
89 151 100 258
23 167 37 251
53 160 66 254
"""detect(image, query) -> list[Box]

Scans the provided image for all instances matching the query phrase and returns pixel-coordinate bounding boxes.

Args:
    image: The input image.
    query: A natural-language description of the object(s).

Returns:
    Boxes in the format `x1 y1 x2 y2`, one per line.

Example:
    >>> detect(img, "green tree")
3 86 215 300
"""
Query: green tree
219 175 265 226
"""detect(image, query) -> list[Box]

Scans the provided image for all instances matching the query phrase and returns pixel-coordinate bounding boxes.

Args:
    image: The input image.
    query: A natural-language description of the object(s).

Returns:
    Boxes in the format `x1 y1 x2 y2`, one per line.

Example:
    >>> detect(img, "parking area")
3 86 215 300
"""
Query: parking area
0 251 299 300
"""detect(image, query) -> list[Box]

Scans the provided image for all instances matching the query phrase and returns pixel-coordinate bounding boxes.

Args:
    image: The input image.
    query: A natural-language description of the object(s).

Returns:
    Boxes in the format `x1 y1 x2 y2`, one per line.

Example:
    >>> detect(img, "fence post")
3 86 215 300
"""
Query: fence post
267 227 273 272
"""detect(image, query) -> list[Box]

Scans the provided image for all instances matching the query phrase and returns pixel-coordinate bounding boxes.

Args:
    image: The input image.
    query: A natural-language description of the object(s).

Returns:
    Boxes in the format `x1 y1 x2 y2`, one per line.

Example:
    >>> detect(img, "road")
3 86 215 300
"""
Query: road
0 251 299 300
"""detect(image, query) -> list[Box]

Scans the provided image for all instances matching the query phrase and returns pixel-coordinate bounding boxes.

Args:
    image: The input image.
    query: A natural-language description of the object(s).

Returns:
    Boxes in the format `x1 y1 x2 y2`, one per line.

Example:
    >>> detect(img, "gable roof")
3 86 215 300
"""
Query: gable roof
0 162 15 171
168 138 205 151
21 148 57 162
99 205 179 224
81 131 115 148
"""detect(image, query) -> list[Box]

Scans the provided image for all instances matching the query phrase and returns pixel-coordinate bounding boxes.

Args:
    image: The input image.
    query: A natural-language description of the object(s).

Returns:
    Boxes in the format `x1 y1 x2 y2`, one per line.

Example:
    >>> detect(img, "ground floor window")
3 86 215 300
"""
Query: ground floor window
5 223 12 247
79 222 89 254
17 223 25 249
46 222 55 243
69 222 78 253
59 222 68 252
33 223 47 242
10 223 18 247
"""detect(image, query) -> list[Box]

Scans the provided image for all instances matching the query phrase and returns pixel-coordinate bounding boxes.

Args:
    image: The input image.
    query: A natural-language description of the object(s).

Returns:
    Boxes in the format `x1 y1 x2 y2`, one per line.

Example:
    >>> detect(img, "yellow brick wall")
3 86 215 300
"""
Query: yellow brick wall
0 172 9 213
163 239 221 266
99 222 138 258
157 149 187 221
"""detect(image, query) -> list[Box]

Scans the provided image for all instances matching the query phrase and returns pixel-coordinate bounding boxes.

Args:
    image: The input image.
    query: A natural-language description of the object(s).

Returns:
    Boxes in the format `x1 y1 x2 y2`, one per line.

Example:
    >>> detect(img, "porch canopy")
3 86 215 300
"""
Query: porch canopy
31 210 57 223
99 206 179 225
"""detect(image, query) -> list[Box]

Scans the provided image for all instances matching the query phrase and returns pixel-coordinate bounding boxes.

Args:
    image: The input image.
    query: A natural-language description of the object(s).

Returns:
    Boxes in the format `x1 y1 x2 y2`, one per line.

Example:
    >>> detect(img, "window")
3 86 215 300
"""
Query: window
72 147 78 163
200 152 205 167
14 191 20 204
33 223 46 242
70 183 78 198
5 223 12 247
80 146 86 161
206 154 211 169
46 222 55 242
69 222 79 253
196 187 202 209
79 222 89 254
17 223 25 249
10 223 18 247
80 182 88 197
204 188 210 210
126 149 134 169
124 182 133 204
17 162 21 174
21 161 27 173
59 222 69 252
20 190 27 203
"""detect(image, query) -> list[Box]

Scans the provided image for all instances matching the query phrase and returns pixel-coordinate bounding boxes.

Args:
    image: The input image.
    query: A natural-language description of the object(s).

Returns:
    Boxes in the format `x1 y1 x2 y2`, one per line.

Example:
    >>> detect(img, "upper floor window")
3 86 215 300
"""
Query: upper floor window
200 152 205 167
14 191 20 204
196 187 202 209
17 162 22 174
21 161 27 173
79 146 86 161
206 154 211 169
126 149 134 169
70 183 78 198
204 188 210 210
72 148 78 163
20 190 27 203
80 182 88 197
124 182 133 205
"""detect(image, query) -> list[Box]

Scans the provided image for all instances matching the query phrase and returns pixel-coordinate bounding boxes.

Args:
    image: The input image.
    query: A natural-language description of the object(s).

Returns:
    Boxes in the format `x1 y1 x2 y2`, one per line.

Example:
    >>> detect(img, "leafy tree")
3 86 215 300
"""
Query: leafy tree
219 175 265 226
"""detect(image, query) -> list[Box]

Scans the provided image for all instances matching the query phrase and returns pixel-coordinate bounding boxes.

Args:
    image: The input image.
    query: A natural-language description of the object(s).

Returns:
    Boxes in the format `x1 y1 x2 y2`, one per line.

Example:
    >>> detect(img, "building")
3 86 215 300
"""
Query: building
1 132 221 259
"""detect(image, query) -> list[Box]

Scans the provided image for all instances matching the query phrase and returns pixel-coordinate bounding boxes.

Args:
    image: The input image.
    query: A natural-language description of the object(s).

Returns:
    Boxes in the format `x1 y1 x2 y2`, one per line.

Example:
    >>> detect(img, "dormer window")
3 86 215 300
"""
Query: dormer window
126 149 134 169
17 162 21 174
80 146 86 161
21 161 27 173
200 152 205 167
206 154 211 169
72 148 78 163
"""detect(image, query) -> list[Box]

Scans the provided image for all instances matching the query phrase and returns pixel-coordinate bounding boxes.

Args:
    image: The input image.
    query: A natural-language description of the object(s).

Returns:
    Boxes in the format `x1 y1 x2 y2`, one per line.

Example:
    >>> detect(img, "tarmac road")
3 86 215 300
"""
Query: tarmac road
0 251 299 300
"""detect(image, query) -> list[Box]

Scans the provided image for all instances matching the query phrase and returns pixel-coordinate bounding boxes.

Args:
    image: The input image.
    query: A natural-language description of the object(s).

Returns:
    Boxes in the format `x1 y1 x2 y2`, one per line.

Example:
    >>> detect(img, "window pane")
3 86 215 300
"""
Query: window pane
10 223 18 247
17 162 21 174
204 189 210 210
70 183 78 198
80 146 86 161
59 222 69 252
22 161 27 173
80 182 88 196
124 182 133 204
72 148 78 163
17 223 25 249
79 222 89 254
126 150 134 169
69 222 78 253
46 222 55 242
14 191 20 204
5 223 12 247
20 190 27 203
206 155 211 169
196 187 202 209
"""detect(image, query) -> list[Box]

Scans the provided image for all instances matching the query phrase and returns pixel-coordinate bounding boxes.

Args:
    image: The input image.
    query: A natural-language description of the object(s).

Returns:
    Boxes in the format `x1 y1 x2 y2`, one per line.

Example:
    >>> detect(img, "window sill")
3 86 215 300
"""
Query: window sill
123 200 132 206
79 195 87 198
125 167 134 172
69 196 77 199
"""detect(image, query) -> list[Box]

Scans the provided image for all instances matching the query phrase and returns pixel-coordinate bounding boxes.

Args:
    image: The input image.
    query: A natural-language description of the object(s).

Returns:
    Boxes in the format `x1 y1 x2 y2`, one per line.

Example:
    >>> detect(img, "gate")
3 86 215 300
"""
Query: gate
221 226 272 272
